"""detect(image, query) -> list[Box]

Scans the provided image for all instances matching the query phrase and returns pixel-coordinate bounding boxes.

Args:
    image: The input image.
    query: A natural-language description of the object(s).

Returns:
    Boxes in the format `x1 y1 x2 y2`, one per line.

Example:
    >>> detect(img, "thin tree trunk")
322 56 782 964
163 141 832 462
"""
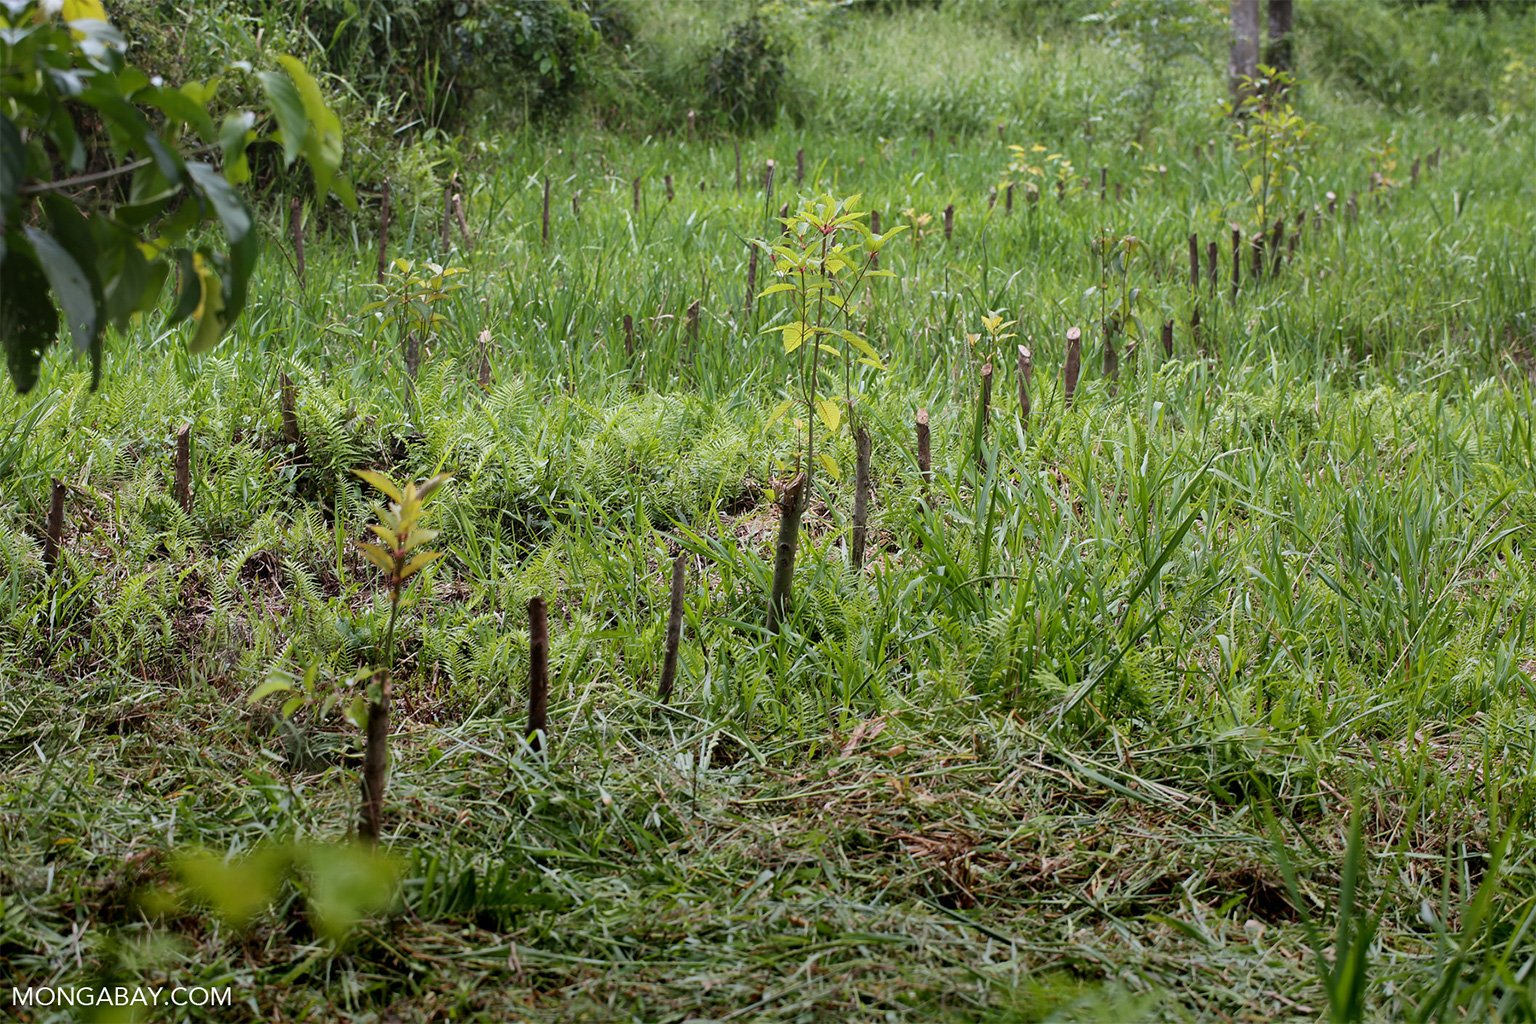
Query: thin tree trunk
359 674 390 842
1229 0 1260 106
1266 0 1294 74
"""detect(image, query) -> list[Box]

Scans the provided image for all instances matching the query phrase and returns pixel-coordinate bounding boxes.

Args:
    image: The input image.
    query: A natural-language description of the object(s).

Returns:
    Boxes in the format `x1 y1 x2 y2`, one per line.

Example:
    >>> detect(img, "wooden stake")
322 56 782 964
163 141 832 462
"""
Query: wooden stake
1064 326 1082 409
572 190 581 218
916 408 931 490
289 197 305 289
686 299 700 344
542 177 551 244
527 596 549 751
943 203 954 240
657 554 686 706
477 330 493 390
375 181 391 284
279 372 300 446
173 423 192 514
976 361 993 473
43 478 65 574
1161 318 1174 358
623 314 635 361
988 187 997 210
664 174 674 202
1017 344 1032 429
852 427 871 570
1005 182 1014 214
1188 233 1200 291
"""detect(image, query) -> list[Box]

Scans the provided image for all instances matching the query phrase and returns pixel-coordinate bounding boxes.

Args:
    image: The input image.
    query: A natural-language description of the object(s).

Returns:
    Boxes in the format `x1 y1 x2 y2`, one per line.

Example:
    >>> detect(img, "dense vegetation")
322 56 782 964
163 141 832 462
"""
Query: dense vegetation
2 0 1534 1020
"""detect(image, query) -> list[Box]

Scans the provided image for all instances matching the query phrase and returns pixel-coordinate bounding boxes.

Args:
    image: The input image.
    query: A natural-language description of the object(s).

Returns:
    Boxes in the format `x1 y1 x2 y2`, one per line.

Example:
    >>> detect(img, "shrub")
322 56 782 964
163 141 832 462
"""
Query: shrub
706 14 791 129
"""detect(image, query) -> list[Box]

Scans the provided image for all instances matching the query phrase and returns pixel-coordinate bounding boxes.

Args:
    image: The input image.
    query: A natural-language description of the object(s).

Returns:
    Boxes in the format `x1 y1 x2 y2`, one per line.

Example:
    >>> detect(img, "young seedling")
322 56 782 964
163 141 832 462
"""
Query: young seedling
353 469 451 842
757 192 905 632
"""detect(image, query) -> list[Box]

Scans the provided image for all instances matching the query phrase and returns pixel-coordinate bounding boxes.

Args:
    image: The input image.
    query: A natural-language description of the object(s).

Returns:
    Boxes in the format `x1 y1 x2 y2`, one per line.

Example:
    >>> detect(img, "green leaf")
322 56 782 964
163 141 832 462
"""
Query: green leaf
276 56 344 202
814 396 842 434
24 226 101 373
354 469 404 502
0 238 59 393
249 677 296 703
257 69 306 167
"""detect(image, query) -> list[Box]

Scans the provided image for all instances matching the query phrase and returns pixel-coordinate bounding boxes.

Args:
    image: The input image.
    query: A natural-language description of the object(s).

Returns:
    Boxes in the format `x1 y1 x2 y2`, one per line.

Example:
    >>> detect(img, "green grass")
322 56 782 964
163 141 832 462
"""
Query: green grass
3 1 1536 1020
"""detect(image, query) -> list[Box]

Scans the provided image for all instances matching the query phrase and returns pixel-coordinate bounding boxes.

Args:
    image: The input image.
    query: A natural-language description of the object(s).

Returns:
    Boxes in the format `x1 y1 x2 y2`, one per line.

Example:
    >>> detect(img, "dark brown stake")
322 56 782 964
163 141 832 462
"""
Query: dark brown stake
686 299 700 344
358 671 391 842
173 423 192 514
976 362 993 473
664 174 675 202
43 478 66 574
289 197 305 289
796 147 805 186
527 596 549 751
1161 318 1174 358
1188 233 1200 291
1064 326 1082 409
851 426 871 570
623 314 635 361
478 333 493 390
943 204 954 241
988 187 997 210
1017 344 1033 429
916 408 931 490
375 180 391 284
1005 182 1014 214
1230 227 1241 302
656 554 686 706
766 473 806 634
542 177 551 244
1207 240 1219 295
453 192 472 250
571 190 581 218
633 177 642 214
279 372 300 446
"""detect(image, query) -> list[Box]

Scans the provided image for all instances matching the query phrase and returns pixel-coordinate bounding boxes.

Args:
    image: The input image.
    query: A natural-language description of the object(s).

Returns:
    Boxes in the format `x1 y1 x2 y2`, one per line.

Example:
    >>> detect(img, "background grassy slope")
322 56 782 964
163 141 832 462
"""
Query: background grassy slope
3 0 1536 1020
